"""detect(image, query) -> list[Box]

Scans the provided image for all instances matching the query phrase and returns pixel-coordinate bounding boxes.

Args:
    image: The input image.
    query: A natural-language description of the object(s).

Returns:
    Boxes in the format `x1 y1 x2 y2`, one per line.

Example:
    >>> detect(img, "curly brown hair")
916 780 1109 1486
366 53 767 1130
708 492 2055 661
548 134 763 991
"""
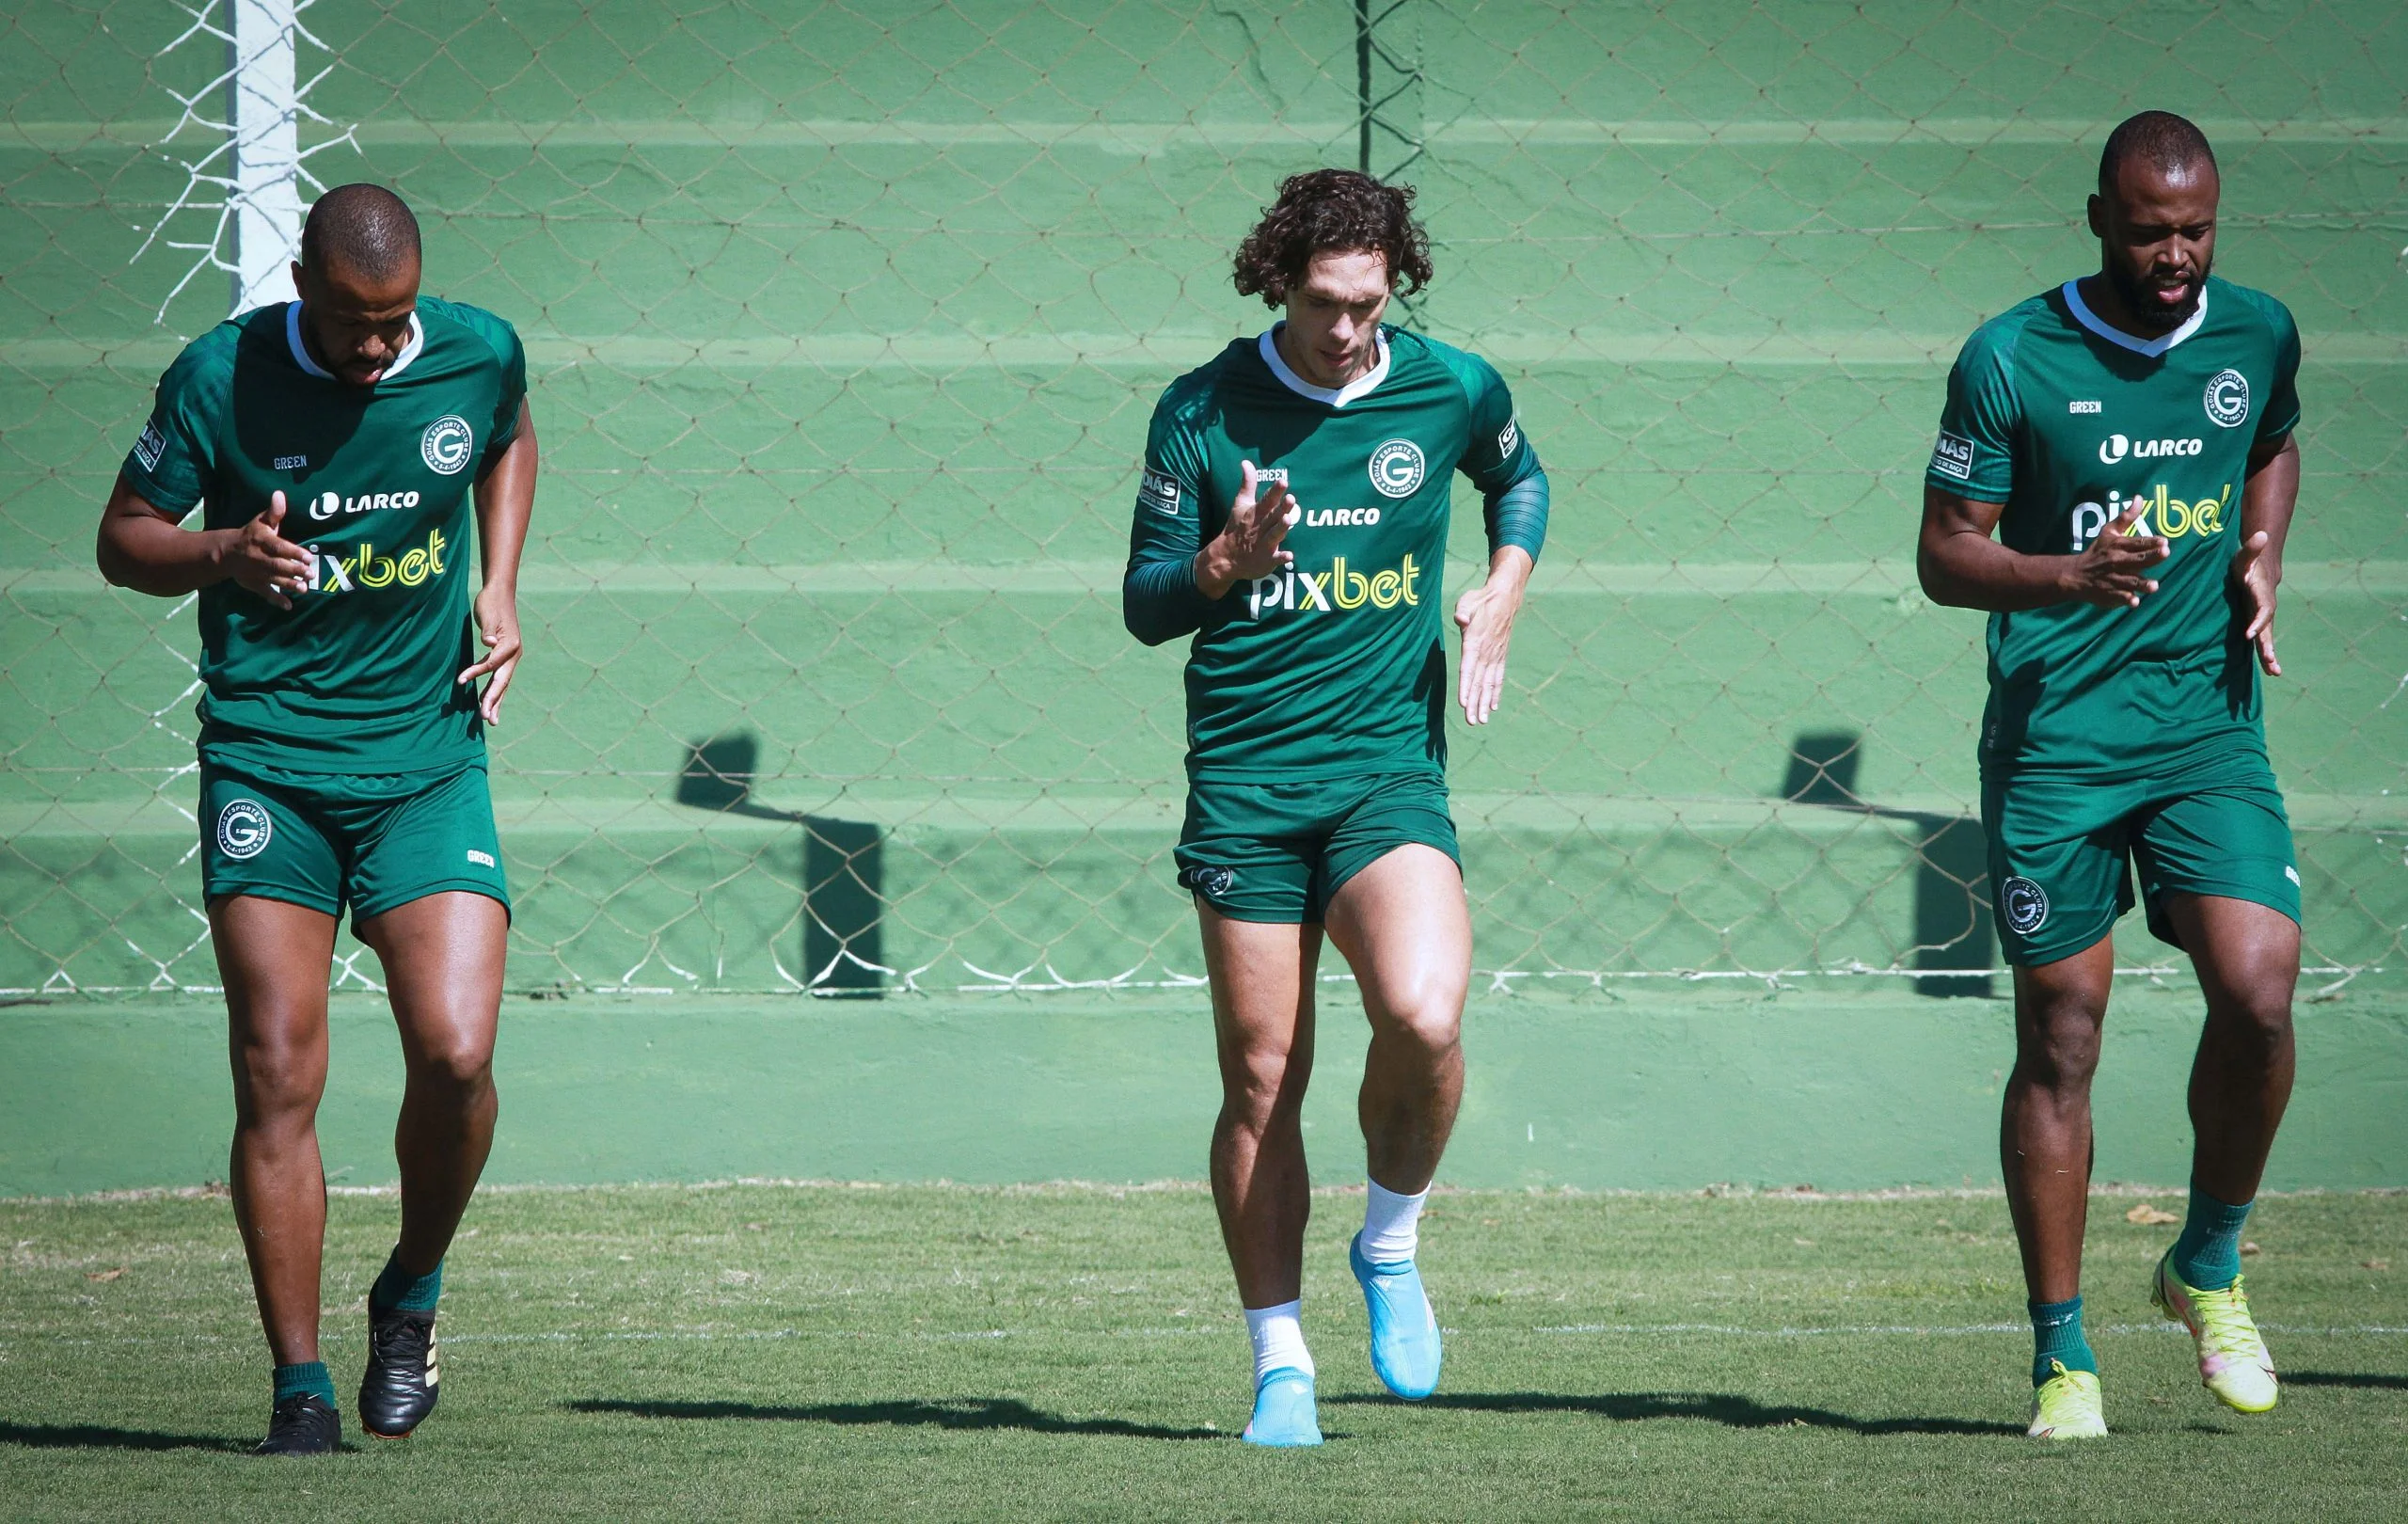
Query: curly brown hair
1231 169 1433 307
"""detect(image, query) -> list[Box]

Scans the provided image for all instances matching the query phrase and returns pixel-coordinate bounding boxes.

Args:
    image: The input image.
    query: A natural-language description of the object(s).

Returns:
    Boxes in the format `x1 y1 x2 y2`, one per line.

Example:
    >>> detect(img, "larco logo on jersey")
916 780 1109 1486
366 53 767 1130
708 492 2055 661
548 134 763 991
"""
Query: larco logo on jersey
311 488 423 521
2097 434 2202 464
1369 439 1425 499
421 415 475 475
216 799 273 861
2204 369 2250 428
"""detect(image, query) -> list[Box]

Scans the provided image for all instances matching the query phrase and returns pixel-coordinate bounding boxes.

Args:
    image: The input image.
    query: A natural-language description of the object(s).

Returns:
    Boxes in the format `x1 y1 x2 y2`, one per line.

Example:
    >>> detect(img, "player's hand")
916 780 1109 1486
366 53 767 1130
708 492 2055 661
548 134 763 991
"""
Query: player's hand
1194 460 1300 596
1453 549 1532 725
2063 500 2168 609
458 584 524 724
2231 529 2281 676
218 491 313 609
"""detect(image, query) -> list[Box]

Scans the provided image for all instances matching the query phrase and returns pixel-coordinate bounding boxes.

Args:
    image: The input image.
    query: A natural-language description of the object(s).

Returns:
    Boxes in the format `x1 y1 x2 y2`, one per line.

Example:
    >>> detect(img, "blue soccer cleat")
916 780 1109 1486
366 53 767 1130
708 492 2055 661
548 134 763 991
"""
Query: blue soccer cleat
1351 1230 1442 1399
1242 1367 1323 1447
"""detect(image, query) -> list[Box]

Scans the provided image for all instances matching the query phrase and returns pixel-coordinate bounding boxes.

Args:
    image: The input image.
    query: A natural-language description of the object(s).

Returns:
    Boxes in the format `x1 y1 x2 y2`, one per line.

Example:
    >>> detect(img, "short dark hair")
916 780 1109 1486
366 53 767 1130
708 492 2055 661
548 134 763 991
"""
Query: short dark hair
299 183 421 280
1232 168 1434 307
2098 111 2217 198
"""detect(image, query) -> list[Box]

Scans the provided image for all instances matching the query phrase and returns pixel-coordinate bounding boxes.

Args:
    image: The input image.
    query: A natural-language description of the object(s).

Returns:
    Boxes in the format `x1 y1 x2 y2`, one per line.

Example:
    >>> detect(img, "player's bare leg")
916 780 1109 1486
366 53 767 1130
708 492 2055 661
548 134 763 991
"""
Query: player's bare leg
348 889 507 1438
2151 893 2297 1413
2001 934 2115 1307
216 896 343 1369
356 891 507 1276
1198 907 1321 1310
1324 844 1469 1196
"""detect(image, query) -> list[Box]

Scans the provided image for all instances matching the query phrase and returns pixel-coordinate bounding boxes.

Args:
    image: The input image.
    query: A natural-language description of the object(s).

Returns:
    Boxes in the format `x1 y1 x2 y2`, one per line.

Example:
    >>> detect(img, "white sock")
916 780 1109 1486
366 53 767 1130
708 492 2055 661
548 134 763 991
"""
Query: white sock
1244 1300 1312 1382
1359 1179 1428 1263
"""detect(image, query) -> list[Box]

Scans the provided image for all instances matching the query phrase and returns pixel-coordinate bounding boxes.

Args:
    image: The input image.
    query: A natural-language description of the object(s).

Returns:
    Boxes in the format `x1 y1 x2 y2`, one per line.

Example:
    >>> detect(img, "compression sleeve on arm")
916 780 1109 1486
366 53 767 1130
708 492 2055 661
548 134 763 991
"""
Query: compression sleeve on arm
1122 401 1214 645
1484 469 1549 563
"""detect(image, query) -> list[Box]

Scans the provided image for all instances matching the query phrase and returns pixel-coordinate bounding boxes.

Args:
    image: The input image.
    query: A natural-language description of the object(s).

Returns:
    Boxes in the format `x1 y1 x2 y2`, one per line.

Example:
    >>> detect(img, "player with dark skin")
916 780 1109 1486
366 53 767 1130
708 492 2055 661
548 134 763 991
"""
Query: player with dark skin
1917 148 2300 1310
1188 246 1531 1313
95 246 535 1386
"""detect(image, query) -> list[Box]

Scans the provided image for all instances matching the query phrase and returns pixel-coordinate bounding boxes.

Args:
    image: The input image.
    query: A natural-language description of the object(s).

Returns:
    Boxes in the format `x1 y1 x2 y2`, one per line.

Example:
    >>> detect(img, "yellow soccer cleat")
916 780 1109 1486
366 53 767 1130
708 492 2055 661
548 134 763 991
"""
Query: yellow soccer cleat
2028 1359 2107 1439
2152 1253 2279 1413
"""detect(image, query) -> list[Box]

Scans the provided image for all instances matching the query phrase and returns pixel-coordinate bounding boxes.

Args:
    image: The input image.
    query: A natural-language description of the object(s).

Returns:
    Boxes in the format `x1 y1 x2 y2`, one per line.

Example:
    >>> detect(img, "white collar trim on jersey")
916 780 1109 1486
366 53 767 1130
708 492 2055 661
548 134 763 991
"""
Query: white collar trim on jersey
2061 278 2207 357
285 300 424 382
1259 325 1389 407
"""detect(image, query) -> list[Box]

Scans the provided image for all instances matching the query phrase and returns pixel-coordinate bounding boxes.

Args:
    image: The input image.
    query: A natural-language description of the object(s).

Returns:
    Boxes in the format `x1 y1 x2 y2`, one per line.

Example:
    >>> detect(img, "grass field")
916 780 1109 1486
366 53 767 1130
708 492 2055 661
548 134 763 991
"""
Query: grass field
3 1183 2403 1520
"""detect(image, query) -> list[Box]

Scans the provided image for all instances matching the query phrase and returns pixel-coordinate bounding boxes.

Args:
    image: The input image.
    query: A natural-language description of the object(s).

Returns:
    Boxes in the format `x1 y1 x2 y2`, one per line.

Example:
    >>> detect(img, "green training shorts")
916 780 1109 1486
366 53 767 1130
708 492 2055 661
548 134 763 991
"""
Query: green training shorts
1981 752 2298 967
199 756 510 928
1174 769 1460 924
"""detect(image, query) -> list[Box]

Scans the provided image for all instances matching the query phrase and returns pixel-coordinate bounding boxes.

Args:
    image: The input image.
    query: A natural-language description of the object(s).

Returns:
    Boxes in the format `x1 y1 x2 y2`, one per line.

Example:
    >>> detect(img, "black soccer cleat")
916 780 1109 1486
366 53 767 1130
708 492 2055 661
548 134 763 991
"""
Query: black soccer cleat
357 1305 440 1438
255 1392 342 1455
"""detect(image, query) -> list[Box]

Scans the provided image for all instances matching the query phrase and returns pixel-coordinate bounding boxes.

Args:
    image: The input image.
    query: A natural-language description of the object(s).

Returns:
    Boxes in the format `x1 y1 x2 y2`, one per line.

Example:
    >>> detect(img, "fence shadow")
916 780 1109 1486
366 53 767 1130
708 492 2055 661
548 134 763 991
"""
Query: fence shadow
0 1421 249 1453
677 731 885 994
2283 1370 2408 1390
566 1395 1219 1441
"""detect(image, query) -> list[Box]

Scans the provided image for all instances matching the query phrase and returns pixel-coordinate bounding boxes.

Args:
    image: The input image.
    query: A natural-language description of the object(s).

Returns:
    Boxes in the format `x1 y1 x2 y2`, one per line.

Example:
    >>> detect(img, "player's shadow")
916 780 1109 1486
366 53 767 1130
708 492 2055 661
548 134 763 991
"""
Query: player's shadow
566 1395 1220 1440
677 731 886 995
0 1421 250 1453
1328 1390 2020 1437
1782 729 1996 998
2285 1370 2408 1390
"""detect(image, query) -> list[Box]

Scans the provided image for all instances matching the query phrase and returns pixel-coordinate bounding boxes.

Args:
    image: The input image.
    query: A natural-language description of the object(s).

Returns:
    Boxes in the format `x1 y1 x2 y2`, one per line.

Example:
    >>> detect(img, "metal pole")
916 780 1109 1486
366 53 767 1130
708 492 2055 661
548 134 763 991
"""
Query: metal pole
229 0 301 313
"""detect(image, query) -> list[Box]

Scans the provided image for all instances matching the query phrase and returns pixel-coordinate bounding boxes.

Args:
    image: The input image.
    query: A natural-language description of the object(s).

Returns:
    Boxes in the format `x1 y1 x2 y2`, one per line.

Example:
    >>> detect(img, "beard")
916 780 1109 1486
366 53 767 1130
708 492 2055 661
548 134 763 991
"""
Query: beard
2104 252 2209 335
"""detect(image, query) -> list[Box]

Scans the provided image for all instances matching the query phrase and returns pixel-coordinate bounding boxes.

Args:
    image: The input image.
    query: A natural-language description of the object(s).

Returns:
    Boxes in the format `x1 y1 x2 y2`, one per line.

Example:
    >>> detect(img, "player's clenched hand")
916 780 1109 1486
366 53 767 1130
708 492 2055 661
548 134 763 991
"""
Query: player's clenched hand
1194 460 1300 596
2062 500 2168 609
458 584 524 724
1453 548 1532 726
2231 528 2281 677
217 491 313 609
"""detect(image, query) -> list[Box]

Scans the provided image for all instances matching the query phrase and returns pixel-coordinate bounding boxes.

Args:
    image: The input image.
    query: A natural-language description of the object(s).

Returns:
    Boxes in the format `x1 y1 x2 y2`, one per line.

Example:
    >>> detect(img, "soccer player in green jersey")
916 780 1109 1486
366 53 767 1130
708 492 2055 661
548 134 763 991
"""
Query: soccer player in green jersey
95 185 535 1455
1918 114 2302 1440
1122 170 1547 1445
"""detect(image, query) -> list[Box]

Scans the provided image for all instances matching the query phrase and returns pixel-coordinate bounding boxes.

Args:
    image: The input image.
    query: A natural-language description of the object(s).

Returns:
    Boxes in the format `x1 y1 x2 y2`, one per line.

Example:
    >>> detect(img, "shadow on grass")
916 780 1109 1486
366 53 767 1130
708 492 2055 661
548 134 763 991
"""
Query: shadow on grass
0 1421 247 1453
567 1396 1220 1440
1328 1390 2020 1437
2286 1371 2408 1391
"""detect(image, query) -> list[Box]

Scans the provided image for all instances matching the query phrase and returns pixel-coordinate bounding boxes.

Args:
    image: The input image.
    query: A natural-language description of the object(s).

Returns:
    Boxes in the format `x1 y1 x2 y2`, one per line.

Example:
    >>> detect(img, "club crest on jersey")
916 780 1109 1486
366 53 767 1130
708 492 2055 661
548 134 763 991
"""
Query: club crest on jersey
1369 438 1425 499
2204 369 2250 428
2000 876 2049 937
421 415 475 475
1497 415 1520 457
216 799 272 861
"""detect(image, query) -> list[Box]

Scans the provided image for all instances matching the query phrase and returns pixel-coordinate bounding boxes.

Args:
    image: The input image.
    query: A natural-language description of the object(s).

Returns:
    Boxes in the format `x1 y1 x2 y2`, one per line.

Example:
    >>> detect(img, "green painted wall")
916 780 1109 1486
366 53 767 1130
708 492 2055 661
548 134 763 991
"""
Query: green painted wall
6 984 2401 1198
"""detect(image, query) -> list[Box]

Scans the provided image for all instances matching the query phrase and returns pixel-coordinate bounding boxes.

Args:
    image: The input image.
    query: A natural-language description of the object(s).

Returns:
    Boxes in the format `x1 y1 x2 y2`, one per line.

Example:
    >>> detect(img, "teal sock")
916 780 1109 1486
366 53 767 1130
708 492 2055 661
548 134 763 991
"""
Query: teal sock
369 1250 443 1314
2171 1185 2253 1292
273 1360 336 1407
2029 1296 2096 1387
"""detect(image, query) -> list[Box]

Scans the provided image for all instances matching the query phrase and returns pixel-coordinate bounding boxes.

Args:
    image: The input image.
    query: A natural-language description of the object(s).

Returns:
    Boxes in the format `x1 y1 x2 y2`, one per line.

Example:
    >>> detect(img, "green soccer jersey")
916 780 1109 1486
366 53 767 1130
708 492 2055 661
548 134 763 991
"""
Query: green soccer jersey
122 296 528 773
1124 325 1545 781
1927 276 2301 776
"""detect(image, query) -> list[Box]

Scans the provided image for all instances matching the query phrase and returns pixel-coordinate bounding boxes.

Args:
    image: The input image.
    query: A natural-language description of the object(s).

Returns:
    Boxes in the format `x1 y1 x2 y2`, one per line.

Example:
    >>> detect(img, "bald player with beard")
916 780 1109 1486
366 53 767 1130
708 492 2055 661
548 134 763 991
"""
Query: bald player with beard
98 184 535 1455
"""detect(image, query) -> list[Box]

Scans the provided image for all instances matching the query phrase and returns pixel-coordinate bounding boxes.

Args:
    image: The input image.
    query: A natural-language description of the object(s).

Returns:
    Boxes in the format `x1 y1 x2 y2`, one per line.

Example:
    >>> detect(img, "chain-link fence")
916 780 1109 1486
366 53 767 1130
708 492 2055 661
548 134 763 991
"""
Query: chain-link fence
5 1 2403 996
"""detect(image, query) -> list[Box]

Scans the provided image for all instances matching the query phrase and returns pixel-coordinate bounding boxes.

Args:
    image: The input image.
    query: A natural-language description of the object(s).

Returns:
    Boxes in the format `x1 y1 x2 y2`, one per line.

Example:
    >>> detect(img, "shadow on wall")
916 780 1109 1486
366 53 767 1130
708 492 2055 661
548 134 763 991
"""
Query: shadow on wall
1782 729 1994 998
675 732 885 995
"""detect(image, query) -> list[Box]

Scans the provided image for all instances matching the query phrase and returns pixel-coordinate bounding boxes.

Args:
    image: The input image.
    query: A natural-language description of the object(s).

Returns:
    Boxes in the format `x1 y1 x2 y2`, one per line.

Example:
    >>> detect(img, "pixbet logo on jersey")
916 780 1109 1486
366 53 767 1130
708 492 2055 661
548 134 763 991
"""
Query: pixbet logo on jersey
1247 555 1423 617
2068 483 2232 550
309 527 451 593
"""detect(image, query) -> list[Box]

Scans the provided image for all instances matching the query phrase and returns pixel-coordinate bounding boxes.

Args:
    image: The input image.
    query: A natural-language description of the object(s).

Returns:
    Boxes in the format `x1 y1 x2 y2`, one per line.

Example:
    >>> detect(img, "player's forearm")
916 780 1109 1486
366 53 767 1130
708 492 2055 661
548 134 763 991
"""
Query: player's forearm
472 406 537 594
1482 471 1548 563
1916 530 2084 612
2239 435 2300 582
1481 545 1533 603
1124 554 1210 644
95 487 230 596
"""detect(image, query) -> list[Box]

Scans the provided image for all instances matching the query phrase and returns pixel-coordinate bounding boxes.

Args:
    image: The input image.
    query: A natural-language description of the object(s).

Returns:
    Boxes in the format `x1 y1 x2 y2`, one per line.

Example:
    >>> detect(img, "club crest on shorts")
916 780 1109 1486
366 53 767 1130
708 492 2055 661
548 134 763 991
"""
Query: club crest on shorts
216 799 273 860
421 414 475 475
2203 369 2250 428
2000 876 2049 937
1178 864 1236 898
1369 438 1425 499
